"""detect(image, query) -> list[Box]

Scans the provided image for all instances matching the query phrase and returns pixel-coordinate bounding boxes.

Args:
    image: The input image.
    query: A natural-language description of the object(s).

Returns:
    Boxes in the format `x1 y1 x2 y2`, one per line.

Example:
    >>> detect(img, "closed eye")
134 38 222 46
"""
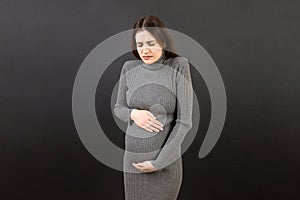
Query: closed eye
137 43 155 47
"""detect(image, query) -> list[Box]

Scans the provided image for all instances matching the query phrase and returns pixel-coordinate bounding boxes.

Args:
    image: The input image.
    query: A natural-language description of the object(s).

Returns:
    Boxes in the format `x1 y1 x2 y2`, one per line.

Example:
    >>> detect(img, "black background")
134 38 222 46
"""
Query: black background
1 0 299 199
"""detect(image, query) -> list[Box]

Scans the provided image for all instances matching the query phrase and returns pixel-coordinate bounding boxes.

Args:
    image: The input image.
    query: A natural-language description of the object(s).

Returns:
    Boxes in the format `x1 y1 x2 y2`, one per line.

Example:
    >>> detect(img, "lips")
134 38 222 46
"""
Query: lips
143 56 153 60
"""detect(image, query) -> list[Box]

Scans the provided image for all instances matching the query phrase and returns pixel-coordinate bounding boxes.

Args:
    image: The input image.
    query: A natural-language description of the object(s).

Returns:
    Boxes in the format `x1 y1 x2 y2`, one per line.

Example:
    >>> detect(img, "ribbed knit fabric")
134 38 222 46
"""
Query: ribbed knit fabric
114 54 193 200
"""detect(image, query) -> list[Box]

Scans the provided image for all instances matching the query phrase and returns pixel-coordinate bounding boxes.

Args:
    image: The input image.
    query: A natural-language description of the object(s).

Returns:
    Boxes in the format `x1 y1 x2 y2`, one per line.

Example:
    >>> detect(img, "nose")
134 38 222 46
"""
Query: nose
142 47 151 53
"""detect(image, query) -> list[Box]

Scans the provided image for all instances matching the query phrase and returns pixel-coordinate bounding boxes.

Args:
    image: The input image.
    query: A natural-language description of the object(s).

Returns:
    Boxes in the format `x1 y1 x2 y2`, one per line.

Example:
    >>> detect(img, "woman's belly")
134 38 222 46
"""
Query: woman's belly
125 122 172 153
123 114 176 173
123 123 172 173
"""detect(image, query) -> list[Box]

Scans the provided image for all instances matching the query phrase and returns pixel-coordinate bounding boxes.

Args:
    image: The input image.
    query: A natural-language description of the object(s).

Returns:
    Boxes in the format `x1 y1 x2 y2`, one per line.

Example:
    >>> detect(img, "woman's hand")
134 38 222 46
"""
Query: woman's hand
130 109 164 132
132 161 158 173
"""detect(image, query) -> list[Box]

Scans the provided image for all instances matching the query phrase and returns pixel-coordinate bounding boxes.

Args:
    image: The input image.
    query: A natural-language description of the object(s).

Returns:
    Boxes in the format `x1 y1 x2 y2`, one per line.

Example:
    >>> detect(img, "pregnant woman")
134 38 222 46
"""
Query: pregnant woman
114 15 193 200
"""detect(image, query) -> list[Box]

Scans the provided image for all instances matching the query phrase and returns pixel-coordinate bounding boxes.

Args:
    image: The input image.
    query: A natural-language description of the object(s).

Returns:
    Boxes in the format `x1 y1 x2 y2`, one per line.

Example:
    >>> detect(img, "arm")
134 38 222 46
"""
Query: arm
150 58 193 170
113 61 134 126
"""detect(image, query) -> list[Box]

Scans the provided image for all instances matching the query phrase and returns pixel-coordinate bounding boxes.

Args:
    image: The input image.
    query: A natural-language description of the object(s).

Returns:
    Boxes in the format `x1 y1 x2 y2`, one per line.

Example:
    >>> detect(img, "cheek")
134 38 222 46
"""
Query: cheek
153 49 163 56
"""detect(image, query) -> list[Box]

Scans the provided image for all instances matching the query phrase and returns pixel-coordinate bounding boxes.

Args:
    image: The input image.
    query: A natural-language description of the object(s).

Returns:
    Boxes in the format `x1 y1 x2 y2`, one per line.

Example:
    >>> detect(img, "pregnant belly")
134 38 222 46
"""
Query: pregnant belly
125 123 172 154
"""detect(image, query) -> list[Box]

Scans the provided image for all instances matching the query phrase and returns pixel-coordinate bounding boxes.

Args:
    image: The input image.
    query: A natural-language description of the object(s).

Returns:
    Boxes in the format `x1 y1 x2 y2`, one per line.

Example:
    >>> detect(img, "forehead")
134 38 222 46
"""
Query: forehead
135 30 156 42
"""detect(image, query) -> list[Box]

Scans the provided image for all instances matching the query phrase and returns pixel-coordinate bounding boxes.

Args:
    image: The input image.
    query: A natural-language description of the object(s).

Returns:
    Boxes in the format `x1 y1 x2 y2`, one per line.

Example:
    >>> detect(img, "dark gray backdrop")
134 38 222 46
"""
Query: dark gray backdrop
1 0 299 199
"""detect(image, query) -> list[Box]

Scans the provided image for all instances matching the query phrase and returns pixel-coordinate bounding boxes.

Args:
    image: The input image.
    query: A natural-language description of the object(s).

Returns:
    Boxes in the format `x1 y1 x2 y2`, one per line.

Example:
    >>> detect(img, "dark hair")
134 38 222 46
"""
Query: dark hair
131 15 178 59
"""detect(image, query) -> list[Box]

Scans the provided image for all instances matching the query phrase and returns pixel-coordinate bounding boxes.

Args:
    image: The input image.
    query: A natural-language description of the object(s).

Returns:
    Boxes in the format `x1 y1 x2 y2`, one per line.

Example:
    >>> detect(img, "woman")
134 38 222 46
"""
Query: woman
114 15 193 200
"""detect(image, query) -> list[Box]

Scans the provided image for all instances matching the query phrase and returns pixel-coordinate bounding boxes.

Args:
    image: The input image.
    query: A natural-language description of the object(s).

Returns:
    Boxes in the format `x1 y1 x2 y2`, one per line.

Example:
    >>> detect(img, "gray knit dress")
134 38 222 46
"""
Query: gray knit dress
114 54 193 200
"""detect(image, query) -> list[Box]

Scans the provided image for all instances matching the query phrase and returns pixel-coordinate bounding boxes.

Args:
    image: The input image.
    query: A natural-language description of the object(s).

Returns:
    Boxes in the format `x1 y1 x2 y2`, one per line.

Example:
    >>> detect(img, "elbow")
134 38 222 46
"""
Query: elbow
113 106 121 118
113 106 117 114
176 119 192 130
187 121 192 131
184 119 193 131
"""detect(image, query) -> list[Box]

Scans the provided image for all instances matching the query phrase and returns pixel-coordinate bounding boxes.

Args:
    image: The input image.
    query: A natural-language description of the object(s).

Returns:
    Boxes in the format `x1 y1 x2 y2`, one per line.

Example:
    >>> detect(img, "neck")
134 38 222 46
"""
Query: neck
141 54 166 70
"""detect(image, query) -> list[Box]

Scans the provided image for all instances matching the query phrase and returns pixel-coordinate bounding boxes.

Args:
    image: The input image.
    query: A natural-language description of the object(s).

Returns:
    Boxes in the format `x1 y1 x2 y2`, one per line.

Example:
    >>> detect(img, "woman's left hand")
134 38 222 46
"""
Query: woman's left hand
132 161 158 173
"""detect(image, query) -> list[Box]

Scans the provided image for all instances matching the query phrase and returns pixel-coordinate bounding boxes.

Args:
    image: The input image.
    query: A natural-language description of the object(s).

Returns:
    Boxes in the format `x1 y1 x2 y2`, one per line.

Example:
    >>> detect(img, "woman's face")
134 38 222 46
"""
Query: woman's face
135 30 164 64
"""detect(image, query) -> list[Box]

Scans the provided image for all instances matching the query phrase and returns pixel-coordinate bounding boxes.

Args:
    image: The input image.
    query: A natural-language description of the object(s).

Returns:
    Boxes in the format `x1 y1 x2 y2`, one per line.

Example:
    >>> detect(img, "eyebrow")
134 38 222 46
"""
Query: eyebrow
136 40 155 44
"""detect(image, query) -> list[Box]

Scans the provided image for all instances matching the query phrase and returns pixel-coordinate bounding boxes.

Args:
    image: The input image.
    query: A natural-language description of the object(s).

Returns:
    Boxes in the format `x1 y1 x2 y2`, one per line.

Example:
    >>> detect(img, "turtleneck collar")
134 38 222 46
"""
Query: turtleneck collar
140 54 166 71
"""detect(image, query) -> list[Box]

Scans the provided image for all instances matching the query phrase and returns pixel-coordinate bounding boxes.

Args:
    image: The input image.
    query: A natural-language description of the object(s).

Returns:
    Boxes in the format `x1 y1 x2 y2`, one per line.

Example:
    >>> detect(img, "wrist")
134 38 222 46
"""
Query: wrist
130 109 137 120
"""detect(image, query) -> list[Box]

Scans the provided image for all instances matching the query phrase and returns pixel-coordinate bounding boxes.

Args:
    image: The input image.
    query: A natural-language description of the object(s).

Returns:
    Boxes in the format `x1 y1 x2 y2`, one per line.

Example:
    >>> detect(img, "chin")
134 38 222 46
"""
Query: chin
143 59 154 64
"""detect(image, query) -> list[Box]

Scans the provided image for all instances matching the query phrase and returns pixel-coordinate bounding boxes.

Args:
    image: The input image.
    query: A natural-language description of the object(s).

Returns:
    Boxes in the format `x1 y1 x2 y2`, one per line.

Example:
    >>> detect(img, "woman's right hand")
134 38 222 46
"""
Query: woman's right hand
130 109 164 133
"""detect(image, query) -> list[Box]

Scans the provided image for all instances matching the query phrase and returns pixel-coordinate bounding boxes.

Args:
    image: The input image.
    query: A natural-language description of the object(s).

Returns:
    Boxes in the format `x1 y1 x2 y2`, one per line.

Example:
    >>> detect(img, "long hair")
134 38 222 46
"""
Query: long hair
131 15 178 59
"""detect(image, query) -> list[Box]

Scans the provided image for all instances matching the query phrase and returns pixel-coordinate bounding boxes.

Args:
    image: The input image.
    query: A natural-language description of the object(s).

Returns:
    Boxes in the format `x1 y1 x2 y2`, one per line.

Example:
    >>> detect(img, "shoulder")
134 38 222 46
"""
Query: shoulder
166 57 192 82
122 60 142 72
166 56 190 74
166 56 189 69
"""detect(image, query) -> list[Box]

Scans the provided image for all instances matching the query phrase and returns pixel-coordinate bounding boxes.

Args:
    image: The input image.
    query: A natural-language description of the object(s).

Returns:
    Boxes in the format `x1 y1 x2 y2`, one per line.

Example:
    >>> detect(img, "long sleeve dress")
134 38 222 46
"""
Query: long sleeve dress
114 54 193 200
